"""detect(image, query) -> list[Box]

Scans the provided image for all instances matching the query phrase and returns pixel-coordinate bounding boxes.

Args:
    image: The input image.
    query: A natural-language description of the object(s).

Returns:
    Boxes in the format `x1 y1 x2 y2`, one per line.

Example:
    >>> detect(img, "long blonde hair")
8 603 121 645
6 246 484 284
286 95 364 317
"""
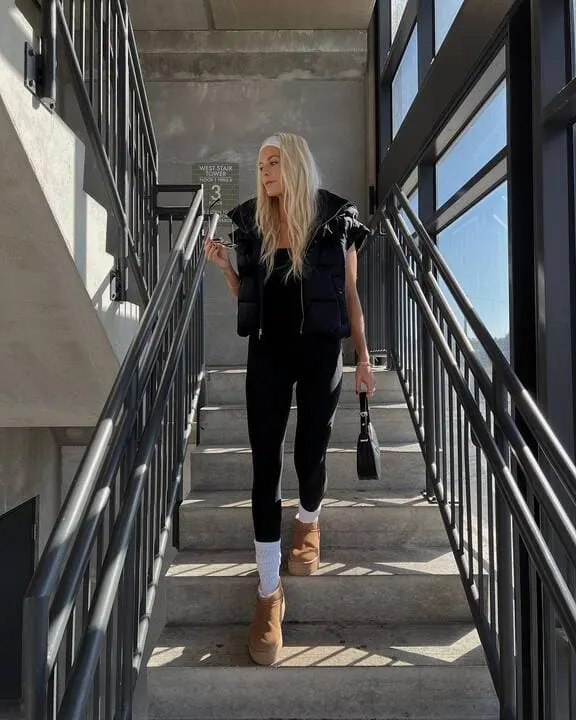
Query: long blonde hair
256 132 321 279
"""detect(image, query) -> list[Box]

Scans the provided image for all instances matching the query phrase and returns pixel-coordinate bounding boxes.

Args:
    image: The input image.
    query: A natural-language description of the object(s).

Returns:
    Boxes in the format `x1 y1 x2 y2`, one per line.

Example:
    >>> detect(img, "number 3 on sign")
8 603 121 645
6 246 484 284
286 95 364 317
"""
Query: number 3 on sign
211 184 222 204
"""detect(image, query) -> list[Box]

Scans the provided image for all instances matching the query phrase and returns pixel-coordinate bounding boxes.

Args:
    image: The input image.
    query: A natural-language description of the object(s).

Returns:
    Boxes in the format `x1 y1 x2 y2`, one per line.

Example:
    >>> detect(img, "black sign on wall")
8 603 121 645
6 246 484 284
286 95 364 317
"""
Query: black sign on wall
191 162 240 229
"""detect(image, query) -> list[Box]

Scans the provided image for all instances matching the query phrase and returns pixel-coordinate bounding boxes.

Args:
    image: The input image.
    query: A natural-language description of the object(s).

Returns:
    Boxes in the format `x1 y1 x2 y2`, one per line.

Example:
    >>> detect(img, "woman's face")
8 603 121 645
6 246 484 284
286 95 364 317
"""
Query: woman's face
259 146 283 197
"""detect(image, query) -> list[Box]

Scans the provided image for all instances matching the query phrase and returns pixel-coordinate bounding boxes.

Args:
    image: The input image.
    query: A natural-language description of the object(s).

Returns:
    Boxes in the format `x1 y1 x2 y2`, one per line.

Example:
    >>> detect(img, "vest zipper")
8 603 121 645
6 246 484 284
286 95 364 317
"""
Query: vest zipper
258 263 265 339
300 280 304 335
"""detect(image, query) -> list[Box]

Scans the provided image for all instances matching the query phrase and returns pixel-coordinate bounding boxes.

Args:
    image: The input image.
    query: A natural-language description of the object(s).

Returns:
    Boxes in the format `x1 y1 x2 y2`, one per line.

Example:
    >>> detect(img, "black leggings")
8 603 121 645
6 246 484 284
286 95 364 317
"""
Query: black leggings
246 334 343 542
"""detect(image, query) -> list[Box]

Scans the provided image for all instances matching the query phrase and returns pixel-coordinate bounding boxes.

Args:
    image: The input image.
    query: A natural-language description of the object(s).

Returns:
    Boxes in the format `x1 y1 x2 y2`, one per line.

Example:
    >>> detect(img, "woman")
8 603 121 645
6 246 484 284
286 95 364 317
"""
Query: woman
205 132 375 666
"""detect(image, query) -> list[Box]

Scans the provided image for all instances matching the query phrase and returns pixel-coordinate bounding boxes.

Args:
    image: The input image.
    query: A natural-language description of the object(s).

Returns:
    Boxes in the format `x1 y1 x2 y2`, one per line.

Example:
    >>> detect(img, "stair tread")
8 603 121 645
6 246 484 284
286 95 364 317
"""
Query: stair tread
149 622 487 669
181 489 434 509
201 402 408 411
147 665 498 719
188 443 426 493
207 366 394 376
167 547 460 578
191 442 422 453
199 399 416 447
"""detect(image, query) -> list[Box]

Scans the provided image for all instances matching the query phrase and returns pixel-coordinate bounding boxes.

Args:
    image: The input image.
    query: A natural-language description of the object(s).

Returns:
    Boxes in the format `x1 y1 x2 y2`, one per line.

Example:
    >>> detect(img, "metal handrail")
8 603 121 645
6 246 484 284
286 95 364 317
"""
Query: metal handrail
366 186 576 716
22 187 216 719
45 213 206 677
57 222 212 720
390 184 576 500
388 207 576 570
382 214 576 642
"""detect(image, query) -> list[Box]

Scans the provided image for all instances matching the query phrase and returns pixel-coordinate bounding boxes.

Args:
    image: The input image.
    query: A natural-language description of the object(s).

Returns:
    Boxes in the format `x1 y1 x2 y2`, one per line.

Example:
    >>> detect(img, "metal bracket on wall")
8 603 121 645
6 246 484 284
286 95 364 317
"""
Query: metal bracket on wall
24 40 55 112
110 267 125 302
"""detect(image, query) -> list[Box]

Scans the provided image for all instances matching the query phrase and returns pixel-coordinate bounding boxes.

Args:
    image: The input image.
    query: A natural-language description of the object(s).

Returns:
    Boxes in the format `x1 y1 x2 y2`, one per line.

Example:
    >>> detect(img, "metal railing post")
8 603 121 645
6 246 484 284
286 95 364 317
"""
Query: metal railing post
420 241 436 501
114 2 130 301
374 187 576 718
493 372 517 719
383 201 395 370
22 595 50 720
39 0 57 107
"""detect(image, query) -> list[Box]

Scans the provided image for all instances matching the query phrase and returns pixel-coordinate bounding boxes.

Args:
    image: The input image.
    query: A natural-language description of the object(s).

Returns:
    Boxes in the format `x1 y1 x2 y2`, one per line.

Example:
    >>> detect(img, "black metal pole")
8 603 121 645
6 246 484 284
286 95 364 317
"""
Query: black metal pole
117 4 130 301
493 373 516 719
40 0 57 107
417 161 437 502
420 241 436 501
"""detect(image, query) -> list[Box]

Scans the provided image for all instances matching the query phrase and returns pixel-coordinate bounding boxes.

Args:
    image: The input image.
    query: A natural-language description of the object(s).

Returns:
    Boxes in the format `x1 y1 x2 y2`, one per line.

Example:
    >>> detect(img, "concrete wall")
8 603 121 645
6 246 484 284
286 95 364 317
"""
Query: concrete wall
0 2 141 426
138 29 368 367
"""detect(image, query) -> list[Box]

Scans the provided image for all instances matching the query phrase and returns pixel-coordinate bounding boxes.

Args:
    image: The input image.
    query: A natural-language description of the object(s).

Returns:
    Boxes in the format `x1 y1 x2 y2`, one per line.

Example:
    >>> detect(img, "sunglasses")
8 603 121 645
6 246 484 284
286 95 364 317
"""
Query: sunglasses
210 237 237 249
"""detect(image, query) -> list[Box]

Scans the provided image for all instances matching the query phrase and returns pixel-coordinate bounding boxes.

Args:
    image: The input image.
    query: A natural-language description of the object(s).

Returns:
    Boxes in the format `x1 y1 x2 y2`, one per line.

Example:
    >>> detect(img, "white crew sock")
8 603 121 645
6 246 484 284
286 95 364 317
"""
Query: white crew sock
254 540 281 598
296 501 321 524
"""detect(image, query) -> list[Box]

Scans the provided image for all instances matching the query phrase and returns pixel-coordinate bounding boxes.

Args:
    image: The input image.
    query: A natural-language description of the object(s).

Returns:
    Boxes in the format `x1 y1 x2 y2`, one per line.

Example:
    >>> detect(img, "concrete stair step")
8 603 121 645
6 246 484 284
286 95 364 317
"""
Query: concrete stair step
149 622 487 669
199 403 416 446
205 366 405 406
166 549 472 625
189 443 425 492
147 665 498 719
178 491 446 551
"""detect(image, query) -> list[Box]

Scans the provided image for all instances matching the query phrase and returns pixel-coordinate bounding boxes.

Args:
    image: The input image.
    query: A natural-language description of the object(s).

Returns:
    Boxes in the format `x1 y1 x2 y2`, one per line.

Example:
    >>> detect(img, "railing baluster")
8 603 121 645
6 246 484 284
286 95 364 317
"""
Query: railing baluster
89 0 95 102
474 380 484 609
104 569 115 718
113 7 119 182
106 0 111 154
420 241 435 501
454 347 464 554
447 332 456 524
97 0 104 133
439 317 447 500
463 366 474 582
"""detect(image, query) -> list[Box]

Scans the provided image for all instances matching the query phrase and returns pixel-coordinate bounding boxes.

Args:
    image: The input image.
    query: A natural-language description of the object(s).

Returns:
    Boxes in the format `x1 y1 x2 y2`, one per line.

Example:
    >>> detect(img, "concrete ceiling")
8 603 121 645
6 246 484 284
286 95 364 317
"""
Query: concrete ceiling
129 0 376 31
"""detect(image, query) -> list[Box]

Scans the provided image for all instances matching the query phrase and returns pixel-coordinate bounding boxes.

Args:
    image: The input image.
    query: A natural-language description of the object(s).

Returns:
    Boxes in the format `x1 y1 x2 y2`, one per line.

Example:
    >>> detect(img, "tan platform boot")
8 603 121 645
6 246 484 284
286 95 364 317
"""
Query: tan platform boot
248 582 285 665
288 519 320 576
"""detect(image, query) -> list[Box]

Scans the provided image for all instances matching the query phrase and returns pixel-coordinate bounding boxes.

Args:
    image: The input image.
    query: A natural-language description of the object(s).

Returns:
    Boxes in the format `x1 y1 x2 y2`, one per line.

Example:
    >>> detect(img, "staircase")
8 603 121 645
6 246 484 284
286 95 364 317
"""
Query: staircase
147 366 499 720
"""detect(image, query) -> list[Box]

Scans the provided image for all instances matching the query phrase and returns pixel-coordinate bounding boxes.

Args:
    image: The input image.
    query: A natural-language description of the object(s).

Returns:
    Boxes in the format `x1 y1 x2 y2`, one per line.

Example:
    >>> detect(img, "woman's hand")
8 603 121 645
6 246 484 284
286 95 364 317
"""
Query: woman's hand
355 362 376 397
205 239 231 270
205 238 240 297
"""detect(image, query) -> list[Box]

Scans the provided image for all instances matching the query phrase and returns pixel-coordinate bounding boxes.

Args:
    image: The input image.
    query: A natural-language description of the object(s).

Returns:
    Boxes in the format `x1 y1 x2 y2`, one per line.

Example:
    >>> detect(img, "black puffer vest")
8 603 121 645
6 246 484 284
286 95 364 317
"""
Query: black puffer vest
228 189 370 339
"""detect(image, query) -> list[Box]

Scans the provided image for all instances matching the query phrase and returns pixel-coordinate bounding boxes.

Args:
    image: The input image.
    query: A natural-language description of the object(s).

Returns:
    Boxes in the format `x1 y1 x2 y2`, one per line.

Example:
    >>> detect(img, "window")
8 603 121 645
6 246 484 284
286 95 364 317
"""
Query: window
437 183 509 352
391 0 409 44
435 0 465 51
392 25 419 137
436 82 507 207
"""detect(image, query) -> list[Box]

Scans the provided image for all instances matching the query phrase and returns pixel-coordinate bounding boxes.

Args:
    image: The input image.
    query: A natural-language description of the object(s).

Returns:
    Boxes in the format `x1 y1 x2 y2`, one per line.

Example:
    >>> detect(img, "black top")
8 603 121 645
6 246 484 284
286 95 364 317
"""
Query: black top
262 249 302 339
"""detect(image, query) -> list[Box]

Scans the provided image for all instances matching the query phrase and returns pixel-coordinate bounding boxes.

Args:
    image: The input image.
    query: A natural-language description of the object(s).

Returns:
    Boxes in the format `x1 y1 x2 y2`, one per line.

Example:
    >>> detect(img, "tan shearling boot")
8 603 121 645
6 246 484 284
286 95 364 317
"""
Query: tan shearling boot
288 519 320 576
248 582 285 665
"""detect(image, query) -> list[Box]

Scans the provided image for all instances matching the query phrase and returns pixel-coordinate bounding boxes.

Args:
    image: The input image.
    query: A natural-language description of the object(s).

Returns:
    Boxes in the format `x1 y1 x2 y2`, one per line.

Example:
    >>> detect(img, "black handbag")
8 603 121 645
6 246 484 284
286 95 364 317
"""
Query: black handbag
356 392 381 480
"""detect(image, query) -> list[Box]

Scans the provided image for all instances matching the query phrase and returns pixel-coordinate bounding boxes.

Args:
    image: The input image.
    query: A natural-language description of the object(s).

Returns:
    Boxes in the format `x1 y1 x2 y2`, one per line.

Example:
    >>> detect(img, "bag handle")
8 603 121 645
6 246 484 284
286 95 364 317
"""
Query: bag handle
359 391 370 432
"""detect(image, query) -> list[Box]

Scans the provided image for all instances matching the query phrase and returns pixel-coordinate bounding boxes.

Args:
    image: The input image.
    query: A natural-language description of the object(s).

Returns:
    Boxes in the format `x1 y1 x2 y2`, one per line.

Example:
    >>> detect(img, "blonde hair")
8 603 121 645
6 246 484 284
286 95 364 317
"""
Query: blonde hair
256 132 321 279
